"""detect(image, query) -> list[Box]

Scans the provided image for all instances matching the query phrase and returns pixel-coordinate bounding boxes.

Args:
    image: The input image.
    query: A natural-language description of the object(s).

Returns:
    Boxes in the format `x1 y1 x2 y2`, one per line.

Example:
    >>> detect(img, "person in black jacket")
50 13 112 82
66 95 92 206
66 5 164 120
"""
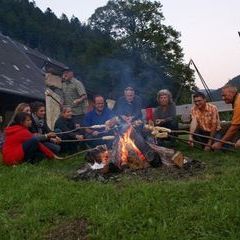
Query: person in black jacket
30 101 61 154
54 106 84 153
114 86 142 124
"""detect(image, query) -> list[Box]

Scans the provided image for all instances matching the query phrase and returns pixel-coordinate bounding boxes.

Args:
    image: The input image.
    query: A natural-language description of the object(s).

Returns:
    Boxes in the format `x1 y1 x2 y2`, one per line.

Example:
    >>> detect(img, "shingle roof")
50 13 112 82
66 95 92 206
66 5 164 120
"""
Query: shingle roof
15 41 68 73
0 33 68 100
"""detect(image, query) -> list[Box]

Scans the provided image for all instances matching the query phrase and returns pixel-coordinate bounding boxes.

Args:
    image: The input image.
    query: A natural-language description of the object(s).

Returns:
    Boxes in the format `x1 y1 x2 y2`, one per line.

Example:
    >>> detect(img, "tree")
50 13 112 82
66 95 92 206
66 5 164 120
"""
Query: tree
89 0 195 104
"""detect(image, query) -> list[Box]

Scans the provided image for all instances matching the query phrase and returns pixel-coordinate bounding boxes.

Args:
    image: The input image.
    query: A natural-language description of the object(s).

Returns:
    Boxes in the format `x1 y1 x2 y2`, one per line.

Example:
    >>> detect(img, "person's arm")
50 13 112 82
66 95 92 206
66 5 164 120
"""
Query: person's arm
85 128 98 135
212 100 240 150
206 108 219 148
153 108 163 125
73 80 87 104
188 117 198 147
83 113 99 136
113 98 123 116
212 124 240 150
54 118 77 139
133 96 143 120
73 95 87 105
222 125 240 141
161 104 177 123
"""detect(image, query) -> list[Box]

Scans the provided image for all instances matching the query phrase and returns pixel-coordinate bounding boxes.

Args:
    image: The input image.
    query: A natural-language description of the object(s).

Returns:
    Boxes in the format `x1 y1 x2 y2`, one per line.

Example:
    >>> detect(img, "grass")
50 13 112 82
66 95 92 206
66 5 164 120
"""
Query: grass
0 145 240 240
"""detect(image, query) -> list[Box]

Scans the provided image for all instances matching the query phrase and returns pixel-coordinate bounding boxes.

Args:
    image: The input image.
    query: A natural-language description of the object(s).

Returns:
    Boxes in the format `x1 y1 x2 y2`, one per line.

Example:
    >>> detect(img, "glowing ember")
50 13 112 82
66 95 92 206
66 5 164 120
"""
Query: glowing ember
119 127 146 166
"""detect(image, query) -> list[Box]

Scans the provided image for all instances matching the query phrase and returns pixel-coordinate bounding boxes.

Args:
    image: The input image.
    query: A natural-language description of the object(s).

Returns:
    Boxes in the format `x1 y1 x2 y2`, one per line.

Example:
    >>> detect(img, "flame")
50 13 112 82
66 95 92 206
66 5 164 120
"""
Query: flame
119 127 145 166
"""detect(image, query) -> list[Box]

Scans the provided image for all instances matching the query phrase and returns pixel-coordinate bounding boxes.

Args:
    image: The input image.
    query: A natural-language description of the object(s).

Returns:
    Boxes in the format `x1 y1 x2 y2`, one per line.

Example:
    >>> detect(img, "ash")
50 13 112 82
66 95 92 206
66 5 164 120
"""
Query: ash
70 159 206 183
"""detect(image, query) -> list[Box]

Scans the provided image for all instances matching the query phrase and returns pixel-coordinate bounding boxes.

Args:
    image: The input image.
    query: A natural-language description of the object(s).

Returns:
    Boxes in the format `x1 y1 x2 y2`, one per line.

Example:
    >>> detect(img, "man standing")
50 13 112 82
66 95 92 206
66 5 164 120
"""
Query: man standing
188 92 221 151
84 95 116 146
114 86 142 124
62 69 88 124
212 85 240 150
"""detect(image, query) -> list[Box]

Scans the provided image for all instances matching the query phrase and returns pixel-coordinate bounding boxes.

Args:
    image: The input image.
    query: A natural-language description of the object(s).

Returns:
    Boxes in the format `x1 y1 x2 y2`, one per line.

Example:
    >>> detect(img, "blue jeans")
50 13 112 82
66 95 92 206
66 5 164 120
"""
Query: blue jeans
22 137 44 163
43 141 60 154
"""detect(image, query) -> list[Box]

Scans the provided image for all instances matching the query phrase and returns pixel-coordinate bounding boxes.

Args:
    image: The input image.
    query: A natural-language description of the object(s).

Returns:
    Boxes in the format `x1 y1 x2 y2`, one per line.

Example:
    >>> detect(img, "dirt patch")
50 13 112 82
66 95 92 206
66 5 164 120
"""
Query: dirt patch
44 218 88 240
70 159 206 183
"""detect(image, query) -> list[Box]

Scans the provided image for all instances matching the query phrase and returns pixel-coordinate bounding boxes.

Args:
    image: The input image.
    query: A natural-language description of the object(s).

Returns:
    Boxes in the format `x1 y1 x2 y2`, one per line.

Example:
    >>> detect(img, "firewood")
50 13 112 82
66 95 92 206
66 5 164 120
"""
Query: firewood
171 151 184 168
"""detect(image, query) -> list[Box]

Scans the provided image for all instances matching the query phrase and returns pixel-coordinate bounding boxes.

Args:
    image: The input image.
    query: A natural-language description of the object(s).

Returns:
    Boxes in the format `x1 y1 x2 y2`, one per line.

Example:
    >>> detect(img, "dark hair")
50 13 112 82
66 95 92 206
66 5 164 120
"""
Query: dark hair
12 112 31 126
93 95 104 103
193 92 206 99
60 105 72 113
124 86 134 91
62 68 73 74
30 101 45 114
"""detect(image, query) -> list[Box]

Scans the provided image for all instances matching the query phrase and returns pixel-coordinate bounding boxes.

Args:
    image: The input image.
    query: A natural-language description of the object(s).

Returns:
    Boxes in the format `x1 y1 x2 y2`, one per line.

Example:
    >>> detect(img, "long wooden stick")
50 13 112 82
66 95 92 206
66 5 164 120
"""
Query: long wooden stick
55 126 103 135
55 126 118 135
169 135 235 152
171 130 235 146
168 135 202 150
60 147 98 160
56 145 109 160
61 136 115 143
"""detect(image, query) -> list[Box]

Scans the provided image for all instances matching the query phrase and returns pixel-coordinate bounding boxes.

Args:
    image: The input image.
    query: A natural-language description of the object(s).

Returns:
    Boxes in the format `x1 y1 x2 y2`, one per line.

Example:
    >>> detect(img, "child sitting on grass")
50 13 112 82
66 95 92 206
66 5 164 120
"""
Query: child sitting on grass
2 112 60 165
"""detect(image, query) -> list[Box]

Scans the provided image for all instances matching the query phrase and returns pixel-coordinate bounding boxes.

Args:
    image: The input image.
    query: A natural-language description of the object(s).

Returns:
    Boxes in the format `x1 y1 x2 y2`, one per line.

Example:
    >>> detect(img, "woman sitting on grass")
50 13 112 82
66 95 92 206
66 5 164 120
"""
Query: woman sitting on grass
153 89 178 147
2 112 60 165
7 102 31 127
30 101 61 154
0 103 32 150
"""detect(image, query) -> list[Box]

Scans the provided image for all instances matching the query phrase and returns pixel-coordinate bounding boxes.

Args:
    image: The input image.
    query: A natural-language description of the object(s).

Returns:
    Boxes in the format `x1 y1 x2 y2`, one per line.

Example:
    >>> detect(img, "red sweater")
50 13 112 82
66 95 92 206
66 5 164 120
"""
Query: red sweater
2 125 54 165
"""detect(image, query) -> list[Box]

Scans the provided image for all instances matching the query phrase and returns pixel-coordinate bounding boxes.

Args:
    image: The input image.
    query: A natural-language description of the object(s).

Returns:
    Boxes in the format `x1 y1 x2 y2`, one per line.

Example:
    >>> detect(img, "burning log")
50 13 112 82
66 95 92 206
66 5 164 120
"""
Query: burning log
108 126 162 169
148 143 185 167
82 124 187 176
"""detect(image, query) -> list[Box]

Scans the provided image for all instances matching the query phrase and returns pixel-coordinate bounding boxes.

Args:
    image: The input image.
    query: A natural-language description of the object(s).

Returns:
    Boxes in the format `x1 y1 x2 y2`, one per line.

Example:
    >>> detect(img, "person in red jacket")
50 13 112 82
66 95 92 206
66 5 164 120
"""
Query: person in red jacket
2 112 59 165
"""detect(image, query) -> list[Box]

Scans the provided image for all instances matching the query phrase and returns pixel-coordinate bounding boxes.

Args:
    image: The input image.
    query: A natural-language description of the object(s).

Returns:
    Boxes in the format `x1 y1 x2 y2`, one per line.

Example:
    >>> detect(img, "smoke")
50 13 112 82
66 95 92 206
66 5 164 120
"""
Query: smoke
85 54 172 107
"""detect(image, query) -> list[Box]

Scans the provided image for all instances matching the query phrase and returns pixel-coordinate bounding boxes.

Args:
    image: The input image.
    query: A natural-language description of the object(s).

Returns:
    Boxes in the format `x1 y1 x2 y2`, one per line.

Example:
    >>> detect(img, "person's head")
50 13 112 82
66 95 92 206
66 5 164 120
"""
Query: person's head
60 106 73 119
221 85 238 104
30 102 46 119
94 95 105 113
13 112 32 128
62 69 74 81
193 92 207 110
15 103 31 114
157 89 173 106
124 86 135 103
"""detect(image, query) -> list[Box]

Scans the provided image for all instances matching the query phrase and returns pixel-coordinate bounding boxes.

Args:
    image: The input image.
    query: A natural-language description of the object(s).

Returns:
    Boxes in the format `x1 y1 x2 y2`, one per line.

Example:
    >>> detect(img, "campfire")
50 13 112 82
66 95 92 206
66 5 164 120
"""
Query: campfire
84 123 186 173
71 122 206 182
112 126 151 169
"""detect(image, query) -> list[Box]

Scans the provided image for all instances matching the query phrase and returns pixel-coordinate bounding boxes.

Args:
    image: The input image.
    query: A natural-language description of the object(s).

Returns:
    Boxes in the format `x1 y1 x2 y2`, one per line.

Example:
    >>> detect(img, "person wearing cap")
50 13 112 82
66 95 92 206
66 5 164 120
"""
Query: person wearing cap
114 86 142 124
62 69 88 124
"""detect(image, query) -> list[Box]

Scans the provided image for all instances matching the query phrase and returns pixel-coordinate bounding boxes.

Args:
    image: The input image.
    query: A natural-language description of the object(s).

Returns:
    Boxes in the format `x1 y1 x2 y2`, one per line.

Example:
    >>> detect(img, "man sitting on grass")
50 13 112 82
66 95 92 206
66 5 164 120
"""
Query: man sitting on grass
84 95 117 147
188 92 221 151
212 85 240 150
114 86 142 124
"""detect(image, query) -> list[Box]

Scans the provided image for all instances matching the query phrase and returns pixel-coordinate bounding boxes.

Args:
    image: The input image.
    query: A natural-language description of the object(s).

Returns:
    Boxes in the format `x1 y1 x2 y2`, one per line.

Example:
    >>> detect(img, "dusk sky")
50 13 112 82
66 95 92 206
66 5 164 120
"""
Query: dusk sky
33 0 240 89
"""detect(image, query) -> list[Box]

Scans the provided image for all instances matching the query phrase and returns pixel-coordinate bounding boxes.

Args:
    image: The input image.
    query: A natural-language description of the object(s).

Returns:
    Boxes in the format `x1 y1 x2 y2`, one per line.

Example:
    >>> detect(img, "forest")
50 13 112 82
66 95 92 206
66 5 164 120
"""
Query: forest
0 0 195 106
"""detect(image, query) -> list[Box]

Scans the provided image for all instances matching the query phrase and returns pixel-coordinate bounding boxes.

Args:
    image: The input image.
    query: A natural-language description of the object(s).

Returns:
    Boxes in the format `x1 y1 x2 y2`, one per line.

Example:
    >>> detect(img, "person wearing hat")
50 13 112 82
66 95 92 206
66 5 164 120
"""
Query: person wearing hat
62 69 88 124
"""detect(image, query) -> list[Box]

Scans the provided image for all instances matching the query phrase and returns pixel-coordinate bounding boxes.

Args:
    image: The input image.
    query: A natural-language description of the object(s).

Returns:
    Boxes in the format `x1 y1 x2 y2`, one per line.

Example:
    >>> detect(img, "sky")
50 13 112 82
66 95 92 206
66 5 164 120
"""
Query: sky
33 0 240 89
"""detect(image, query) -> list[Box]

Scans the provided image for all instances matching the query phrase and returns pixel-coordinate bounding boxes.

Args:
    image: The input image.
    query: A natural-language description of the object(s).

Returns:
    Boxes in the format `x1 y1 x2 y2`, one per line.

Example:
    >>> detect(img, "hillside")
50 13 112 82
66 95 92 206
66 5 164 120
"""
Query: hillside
210 75 240 101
